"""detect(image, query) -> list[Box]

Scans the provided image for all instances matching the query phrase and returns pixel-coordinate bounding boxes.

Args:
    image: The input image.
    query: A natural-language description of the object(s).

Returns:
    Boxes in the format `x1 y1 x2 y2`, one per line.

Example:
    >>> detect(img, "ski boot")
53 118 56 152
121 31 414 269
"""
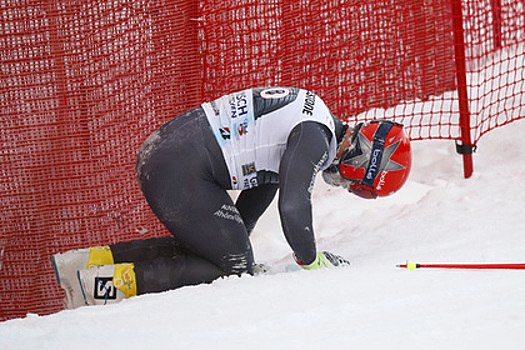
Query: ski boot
52 246 114 309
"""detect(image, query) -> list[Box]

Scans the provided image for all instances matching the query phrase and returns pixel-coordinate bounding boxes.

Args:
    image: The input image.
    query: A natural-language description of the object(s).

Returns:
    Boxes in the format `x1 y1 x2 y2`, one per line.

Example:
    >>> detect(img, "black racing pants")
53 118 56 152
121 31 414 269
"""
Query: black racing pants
113 106 255 294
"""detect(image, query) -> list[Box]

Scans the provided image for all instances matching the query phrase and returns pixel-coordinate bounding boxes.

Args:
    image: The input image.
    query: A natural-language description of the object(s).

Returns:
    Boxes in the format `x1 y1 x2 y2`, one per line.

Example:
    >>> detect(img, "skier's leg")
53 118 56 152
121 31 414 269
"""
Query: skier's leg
134 175 254 293
133 106 254 293
110 236 186 263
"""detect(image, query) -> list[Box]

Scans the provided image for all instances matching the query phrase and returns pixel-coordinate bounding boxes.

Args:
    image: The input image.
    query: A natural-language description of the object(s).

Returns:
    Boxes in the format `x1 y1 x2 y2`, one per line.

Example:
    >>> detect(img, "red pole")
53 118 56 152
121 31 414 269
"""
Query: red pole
450 0 474 178
397 261 525 270
491 0 502 51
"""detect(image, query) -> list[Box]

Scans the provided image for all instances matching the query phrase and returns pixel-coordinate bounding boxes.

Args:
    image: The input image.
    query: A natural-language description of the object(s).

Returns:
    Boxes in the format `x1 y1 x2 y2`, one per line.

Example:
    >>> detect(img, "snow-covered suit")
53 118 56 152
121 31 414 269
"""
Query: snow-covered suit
112 87 345 293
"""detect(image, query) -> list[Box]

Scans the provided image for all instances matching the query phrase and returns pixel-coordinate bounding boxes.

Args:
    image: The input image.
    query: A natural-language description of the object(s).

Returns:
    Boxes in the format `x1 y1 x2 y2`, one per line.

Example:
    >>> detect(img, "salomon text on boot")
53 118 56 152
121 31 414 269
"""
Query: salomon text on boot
77 263 137 306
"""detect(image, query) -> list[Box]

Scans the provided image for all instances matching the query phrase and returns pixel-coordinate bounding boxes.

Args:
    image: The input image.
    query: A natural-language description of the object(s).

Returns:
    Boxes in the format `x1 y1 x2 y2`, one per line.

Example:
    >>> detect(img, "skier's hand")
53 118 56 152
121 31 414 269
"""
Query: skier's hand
295 251 350 270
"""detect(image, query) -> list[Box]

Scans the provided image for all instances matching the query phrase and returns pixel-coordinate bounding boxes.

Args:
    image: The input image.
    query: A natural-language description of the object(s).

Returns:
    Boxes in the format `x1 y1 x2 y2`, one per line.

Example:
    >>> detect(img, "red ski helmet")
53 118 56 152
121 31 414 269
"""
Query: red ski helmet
338 120 412 199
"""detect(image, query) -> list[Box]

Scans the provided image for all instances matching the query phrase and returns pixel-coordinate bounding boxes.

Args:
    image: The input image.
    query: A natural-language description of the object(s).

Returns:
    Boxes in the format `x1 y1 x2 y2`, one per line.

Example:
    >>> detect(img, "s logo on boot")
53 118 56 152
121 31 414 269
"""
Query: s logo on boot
94 277 117 300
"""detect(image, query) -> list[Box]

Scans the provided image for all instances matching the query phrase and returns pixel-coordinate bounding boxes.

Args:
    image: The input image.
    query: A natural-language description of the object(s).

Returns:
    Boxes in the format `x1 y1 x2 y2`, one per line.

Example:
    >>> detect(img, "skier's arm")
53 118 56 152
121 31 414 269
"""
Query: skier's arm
278 121 332 265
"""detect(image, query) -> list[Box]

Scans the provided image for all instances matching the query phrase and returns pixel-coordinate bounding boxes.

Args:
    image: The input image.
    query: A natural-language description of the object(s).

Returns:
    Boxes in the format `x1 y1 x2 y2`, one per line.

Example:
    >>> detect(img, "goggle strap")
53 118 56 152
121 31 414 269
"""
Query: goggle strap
360 121 394 188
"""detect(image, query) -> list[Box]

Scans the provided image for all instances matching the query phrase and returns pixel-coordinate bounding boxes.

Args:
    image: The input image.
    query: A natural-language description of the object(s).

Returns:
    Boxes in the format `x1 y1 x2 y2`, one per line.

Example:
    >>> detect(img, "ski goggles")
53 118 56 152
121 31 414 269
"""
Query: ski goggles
348 182 378 199
323 164 378 199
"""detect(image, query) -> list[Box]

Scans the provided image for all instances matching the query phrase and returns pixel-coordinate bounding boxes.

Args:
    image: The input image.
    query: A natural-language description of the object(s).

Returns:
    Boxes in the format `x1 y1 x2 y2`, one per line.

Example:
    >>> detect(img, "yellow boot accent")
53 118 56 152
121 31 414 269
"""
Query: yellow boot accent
113 263 137 299
87 246 114 269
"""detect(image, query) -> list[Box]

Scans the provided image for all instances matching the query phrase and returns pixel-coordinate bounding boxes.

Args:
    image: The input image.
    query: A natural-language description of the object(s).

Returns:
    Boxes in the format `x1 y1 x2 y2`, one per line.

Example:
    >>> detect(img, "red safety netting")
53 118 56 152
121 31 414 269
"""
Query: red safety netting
0 0 200 320
461 0 525 142
1 0 524 321
201 0 459 140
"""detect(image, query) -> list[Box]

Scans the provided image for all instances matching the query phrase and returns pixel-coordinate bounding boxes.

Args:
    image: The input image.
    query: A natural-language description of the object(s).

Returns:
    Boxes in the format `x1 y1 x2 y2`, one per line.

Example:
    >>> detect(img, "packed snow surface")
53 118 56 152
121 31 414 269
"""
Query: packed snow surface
2 120 525 349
